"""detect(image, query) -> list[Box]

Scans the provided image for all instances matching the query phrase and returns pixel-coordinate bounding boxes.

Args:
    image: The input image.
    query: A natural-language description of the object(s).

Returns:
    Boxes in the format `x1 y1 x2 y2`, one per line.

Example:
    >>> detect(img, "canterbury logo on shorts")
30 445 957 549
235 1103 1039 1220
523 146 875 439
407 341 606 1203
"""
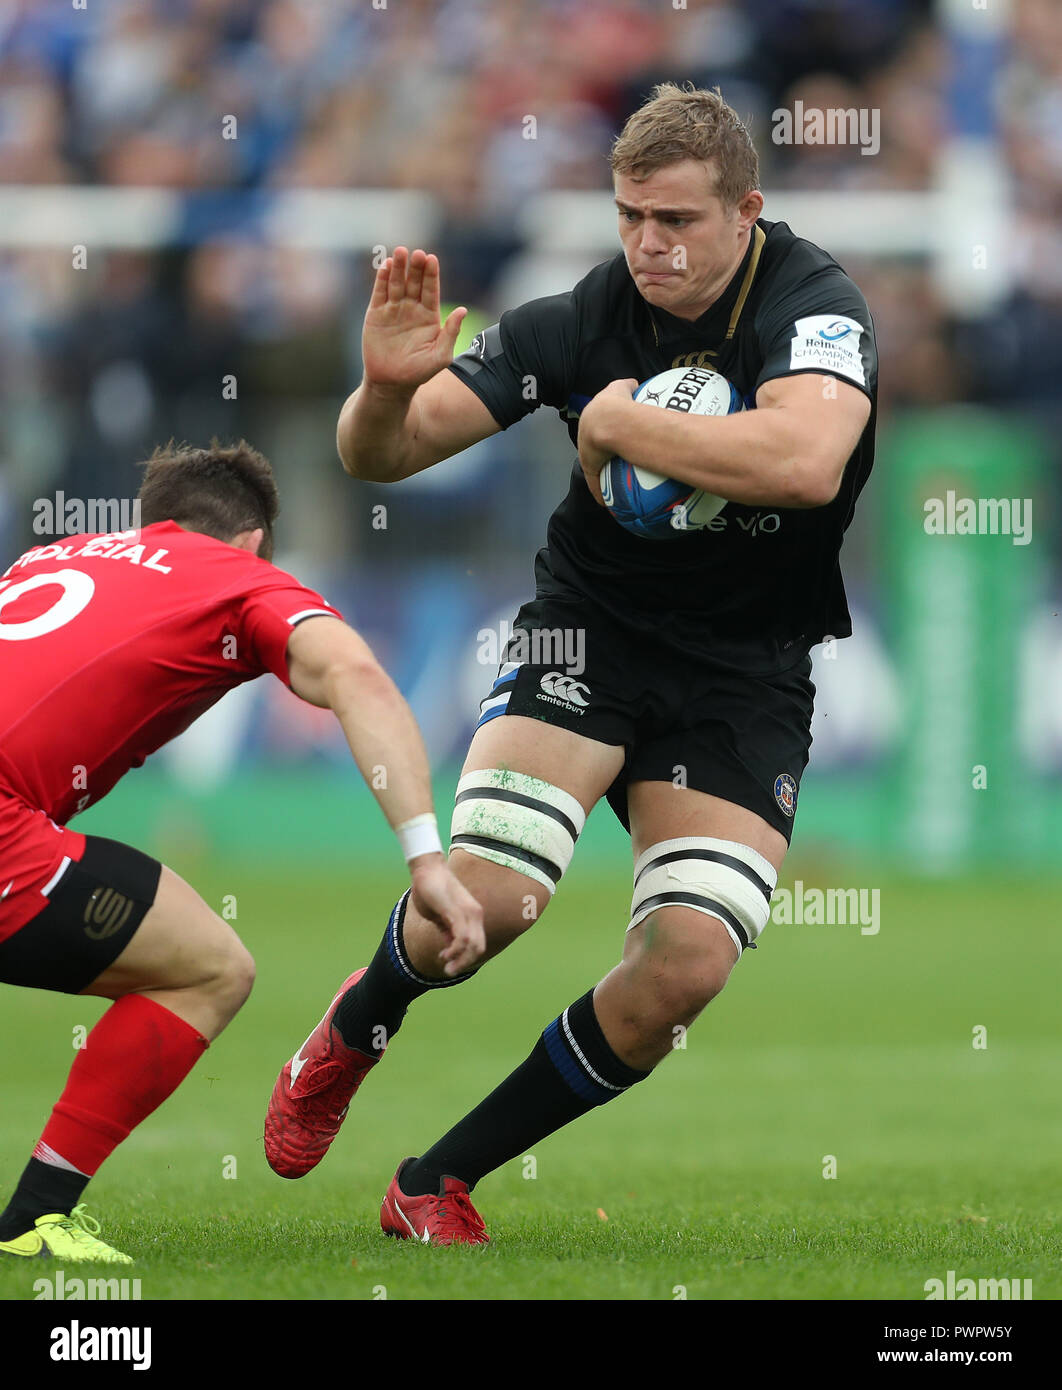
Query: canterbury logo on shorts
538 672 590 710
83 886 134 940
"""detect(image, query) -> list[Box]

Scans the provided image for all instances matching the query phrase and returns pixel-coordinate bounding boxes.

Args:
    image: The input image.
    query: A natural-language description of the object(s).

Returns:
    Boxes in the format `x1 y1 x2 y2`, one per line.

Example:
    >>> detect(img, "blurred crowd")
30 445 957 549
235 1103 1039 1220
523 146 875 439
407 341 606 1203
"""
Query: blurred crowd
0 0 1059 563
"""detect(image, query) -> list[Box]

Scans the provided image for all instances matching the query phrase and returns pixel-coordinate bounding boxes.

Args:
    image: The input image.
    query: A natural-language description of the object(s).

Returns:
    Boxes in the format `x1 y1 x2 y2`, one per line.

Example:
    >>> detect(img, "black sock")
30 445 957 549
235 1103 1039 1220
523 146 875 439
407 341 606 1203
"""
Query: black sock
332 890 475 1056
400 988 650 1196
0 1157 89 1240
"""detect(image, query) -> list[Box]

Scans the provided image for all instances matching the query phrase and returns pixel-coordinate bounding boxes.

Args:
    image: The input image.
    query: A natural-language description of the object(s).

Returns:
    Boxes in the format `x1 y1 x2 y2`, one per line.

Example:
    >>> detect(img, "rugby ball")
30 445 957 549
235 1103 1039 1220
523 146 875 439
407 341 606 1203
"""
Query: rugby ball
599 366 743 540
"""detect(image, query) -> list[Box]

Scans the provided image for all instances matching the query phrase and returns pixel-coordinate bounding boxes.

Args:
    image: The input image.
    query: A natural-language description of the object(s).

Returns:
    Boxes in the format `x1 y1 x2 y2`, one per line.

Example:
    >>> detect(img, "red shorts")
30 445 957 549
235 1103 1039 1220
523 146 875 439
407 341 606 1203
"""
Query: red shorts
0 791 87 944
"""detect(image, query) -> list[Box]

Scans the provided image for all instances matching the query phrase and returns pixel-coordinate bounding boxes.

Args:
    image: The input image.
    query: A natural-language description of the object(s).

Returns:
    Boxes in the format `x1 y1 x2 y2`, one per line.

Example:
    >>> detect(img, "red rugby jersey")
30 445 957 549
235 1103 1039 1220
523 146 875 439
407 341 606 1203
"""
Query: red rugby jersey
0 521 342 823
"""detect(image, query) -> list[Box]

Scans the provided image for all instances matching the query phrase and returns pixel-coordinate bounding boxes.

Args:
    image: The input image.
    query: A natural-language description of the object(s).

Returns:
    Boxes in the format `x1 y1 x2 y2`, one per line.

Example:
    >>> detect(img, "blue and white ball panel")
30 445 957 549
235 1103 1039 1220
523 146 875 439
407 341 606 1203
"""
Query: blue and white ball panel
600 460 724 539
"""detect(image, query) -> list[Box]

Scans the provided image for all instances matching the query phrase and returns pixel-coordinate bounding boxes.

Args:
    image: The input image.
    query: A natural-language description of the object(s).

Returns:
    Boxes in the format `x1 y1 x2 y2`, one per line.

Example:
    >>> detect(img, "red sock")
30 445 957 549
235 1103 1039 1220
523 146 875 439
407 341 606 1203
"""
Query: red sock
36 994 208 1176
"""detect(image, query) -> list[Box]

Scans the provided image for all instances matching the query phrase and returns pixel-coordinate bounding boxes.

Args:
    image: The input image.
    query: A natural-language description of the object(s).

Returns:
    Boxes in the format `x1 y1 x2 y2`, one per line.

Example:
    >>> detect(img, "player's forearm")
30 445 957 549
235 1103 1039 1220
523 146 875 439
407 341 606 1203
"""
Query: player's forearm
337 382 424 483
597 396 841 509
324 661 441 843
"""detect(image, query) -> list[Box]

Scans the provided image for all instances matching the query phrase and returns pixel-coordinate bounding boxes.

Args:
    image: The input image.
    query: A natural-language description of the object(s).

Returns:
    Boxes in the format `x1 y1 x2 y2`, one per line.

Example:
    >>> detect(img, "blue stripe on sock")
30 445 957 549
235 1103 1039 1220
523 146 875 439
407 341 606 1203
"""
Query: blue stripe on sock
384 889 474 991
385 890 418 982
543 1017 611 1105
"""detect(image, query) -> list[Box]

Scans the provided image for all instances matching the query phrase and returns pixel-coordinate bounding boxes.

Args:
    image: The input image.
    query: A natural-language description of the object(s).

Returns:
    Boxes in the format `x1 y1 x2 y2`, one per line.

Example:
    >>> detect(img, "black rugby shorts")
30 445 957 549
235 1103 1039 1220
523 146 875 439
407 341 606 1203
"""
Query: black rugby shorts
475 594 815 842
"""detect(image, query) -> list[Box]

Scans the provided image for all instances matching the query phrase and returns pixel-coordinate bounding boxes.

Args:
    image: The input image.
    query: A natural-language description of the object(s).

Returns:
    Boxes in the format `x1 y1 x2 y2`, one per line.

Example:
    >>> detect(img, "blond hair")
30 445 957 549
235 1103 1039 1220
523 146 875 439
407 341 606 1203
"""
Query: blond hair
610 82 759 207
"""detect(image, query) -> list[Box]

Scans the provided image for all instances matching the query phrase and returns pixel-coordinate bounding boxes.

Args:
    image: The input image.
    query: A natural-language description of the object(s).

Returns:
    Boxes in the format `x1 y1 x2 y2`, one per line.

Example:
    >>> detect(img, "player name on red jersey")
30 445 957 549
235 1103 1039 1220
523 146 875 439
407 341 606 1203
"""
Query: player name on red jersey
3 533 173 578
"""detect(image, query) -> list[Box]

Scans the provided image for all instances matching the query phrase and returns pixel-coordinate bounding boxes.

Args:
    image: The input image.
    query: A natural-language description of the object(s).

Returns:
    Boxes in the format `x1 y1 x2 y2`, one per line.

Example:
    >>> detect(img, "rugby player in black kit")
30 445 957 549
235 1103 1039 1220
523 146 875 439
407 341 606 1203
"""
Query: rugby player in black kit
264 83 877 1245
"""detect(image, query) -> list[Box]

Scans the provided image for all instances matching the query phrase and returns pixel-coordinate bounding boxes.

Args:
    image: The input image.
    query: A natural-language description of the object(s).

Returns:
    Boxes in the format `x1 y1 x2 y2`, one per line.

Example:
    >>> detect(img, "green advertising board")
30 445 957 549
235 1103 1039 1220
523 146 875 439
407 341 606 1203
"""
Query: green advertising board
879 409 1048 870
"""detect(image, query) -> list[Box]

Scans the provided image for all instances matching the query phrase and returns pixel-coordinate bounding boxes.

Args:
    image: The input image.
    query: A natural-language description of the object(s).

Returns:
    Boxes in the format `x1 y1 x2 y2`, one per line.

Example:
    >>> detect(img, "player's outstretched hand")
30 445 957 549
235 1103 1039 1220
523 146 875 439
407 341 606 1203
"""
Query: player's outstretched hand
362 247 468 393
408 857 486 976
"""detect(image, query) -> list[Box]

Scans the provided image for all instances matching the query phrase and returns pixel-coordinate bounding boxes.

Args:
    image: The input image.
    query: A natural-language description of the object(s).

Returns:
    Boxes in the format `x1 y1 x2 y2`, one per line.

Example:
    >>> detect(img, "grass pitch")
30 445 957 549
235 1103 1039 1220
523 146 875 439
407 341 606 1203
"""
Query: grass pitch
1 859 1058 1302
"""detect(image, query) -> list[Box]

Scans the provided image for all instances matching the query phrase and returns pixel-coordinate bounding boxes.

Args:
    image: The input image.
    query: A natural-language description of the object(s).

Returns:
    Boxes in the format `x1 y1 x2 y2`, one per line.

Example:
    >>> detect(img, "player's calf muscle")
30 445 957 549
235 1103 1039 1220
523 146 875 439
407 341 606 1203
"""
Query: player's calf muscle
403 849 550 975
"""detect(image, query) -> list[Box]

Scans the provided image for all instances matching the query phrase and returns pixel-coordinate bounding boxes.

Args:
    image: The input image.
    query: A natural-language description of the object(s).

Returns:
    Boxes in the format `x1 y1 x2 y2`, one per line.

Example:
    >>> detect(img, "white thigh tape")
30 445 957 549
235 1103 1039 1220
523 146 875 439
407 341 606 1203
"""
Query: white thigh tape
450 768 586 895
628 836 777 952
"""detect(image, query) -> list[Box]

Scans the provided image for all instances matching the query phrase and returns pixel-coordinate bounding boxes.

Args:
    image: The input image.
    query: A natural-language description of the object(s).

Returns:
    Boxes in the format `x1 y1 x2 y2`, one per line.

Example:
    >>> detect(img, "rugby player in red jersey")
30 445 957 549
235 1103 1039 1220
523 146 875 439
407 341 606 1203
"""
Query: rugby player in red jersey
0 442 483 1264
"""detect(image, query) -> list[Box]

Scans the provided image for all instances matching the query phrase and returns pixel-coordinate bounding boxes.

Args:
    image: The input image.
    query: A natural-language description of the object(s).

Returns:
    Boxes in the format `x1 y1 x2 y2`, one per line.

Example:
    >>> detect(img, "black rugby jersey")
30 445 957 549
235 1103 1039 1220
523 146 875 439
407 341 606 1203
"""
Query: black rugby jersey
449 218 877 674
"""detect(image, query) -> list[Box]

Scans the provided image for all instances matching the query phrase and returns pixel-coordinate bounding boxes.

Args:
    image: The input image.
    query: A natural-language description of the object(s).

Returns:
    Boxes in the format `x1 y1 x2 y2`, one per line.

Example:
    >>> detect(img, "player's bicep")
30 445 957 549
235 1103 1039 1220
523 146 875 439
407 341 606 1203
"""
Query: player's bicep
398 371 502 481
755 373 870 501
285 615 378 708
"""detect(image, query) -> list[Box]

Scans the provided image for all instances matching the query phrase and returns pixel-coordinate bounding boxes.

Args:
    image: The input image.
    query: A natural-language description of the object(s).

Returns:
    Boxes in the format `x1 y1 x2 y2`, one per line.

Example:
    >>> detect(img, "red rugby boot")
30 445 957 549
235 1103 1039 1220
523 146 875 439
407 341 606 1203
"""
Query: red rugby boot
264 969 380 1178
380 1158 490 1246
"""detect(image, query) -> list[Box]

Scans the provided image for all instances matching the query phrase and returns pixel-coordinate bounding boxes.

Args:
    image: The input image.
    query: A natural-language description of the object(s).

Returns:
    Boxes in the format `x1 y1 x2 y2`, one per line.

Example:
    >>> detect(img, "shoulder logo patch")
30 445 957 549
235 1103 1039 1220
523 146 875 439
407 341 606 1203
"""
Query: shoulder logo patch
788 314 866 386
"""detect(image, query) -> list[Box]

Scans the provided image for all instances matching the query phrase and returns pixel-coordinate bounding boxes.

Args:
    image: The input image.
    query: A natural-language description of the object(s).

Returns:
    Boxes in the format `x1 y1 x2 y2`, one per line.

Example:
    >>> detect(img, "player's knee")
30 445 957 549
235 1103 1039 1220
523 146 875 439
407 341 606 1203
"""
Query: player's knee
661 955 732 1020
488 882 548 947
229 942 256 1008
620 830 781 1039
628 923 735 1027
206 931 256 1017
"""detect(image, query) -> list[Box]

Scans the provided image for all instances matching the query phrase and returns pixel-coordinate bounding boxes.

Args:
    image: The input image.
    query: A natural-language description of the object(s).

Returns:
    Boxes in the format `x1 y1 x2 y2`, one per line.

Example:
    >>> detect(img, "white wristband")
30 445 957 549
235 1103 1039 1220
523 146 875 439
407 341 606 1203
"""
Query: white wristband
396 813 443 863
